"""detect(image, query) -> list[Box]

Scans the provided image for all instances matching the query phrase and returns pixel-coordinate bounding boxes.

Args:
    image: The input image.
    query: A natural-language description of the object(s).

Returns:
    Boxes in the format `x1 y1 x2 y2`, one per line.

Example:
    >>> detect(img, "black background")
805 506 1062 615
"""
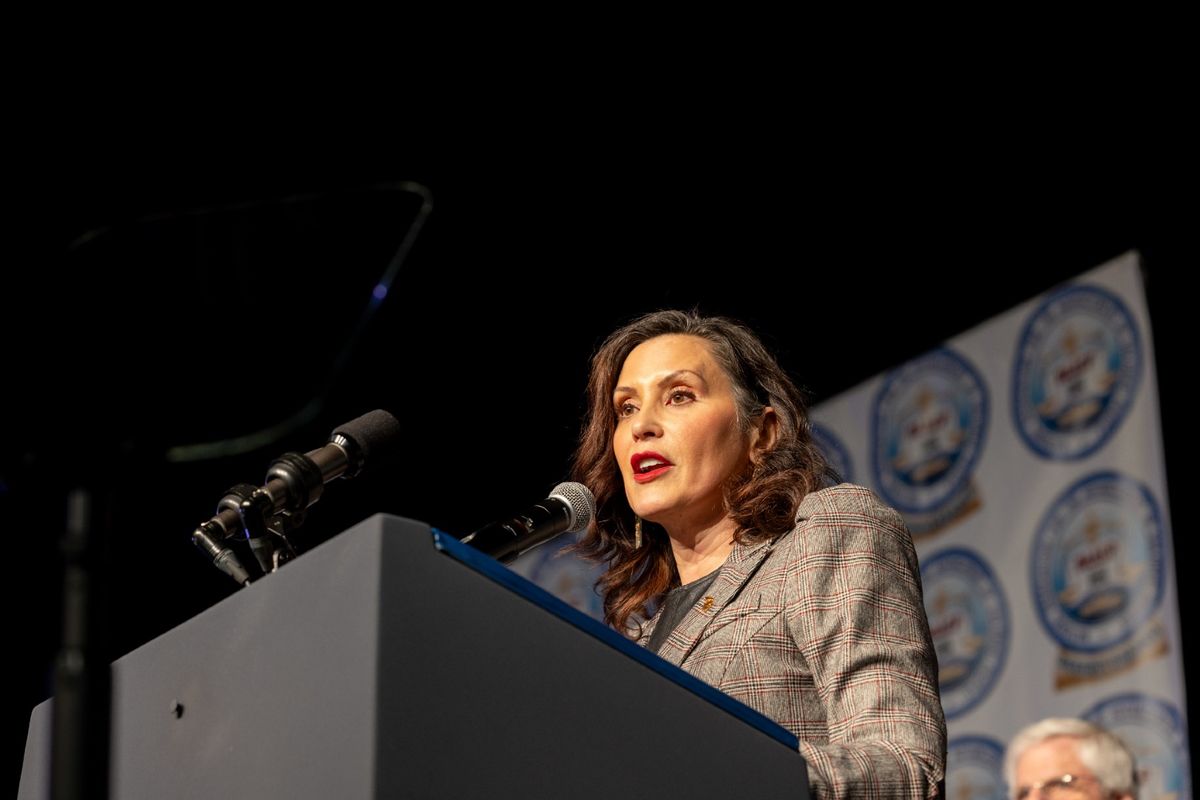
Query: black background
5 110 1192 791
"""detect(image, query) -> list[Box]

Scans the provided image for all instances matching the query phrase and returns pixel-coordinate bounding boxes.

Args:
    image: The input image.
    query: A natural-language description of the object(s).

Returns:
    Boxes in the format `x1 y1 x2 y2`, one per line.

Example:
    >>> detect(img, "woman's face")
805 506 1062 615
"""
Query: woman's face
612 334 756 538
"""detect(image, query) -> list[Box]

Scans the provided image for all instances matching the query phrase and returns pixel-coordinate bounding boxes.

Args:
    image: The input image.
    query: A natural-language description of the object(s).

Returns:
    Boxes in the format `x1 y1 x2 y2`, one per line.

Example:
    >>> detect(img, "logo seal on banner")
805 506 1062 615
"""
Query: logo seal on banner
1031 471 1168 688
946 736 1006 800
922 548 1008 719
871 348 988 538
512 535 605 621
1083 693 1190 800
811 422 854 485
1012 284 1142 460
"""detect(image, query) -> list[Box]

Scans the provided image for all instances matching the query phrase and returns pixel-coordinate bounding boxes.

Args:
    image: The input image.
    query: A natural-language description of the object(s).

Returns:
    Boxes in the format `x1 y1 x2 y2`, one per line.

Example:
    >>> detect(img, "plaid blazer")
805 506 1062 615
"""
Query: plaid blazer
637 484 946 799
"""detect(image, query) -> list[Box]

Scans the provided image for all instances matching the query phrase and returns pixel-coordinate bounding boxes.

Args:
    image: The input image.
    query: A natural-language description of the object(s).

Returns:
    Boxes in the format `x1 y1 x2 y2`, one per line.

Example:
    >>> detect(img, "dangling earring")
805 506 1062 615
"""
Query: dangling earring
634 517 643 549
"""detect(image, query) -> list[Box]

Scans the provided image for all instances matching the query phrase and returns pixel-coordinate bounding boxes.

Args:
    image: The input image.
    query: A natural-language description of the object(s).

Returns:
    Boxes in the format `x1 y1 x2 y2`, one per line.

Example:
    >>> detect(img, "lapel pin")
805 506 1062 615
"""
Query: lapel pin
701 596 714 612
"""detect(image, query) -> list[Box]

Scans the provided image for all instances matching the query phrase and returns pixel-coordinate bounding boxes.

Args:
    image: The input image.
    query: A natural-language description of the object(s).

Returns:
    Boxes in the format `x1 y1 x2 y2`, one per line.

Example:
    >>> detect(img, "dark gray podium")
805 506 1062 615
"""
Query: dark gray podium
20 514 809 798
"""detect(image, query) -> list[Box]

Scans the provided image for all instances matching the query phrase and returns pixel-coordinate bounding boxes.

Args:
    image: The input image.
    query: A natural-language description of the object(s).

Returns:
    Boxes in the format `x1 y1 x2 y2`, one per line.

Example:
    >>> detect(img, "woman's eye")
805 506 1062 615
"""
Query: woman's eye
668 389 696 405
616 401 637 418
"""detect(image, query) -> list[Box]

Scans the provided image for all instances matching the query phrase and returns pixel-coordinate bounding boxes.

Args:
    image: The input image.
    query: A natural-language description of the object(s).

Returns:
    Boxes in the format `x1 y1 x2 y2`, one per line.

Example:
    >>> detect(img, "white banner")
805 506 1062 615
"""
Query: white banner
812 251 1188 799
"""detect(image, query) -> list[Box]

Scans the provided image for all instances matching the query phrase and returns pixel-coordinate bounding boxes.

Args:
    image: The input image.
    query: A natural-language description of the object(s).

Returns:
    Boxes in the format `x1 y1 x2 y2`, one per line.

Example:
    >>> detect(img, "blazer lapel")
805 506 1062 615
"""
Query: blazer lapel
653 535 779 668
637 610 660 647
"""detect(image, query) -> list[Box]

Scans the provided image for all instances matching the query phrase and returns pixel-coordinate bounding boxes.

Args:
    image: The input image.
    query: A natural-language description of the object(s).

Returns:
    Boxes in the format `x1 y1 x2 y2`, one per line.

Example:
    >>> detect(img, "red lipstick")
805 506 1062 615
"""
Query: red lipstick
631 451 674 483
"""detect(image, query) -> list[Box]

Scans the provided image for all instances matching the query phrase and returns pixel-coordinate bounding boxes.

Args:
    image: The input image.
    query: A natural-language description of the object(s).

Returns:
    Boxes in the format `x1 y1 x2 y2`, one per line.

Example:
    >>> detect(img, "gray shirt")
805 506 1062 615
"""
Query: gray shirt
646 567 721 654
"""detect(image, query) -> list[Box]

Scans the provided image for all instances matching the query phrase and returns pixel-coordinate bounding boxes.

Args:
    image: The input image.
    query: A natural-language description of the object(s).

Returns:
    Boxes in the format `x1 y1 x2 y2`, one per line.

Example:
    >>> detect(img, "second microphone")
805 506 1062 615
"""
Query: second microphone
461 482 595 564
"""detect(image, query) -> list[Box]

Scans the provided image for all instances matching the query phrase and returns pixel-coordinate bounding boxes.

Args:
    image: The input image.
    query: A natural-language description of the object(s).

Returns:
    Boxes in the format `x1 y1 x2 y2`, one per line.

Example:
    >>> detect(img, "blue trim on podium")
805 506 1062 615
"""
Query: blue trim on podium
432 528 799 751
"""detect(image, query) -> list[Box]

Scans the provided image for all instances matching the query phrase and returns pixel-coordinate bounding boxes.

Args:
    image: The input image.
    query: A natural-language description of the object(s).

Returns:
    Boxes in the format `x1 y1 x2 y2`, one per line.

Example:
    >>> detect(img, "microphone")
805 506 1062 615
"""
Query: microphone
192 409 402 581
461 482 595 564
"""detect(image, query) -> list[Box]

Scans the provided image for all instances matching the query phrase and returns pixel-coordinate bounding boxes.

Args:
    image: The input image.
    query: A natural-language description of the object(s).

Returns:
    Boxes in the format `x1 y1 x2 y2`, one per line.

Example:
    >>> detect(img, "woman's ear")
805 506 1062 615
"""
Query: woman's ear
749 406 779 464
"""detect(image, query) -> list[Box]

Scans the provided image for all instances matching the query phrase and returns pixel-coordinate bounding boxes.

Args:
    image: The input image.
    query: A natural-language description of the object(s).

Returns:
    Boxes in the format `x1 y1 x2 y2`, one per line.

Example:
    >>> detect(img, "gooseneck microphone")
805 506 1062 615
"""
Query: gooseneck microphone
461 482 596 564
192 409 402 582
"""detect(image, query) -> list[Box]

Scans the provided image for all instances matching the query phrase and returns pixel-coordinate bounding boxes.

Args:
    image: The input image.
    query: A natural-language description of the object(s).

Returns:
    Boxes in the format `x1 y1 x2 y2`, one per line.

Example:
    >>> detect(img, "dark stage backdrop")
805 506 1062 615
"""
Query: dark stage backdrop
4 153 1191 791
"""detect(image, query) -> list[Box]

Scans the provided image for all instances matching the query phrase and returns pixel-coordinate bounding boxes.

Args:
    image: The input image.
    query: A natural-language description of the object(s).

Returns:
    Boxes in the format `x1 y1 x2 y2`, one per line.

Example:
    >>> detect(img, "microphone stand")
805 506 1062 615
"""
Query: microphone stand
50 486 111 800
237 488 299 575
194 483 302 585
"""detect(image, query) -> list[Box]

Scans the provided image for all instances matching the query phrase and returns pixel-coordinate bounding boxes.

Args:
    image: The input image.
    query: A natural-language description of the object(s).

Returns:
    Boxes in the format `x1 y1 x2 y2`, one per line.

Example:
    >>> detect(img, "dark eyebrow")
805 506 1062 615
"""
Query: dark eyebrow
614 369 708 396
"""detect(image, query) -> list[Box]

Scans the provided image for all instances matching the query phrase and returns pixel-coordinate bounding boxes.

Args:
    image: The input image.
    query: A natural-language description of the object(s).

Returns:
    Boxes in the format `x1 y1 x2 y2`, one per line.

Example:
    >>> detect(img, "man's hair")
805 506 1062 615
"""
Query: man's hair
1004 717 1137 797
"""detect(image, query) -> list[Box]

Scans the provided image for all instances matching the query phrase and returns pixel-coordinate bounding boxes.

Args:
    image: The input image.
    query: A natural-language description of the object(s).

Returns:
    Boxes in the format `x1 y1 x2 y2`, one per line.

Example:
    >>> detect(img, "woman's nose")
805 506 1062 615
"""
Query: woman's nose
631 408 662 440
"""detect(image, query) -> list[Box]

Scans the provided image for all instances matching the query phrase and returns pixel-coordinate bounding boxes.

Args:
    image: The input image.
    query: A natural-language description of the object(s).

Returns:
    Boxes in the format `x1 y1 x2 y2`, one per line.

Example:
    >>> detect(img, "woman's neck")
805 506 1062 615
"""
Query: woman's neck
667 515 738 585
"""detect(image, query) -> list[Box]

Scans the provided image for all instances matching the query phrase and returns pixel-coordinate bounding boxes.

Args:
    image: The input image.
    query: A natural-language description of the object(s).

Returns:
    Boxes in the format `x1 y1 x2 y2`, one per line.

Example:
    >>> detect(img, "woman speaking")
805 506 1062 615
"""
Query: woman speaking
572 310 945 799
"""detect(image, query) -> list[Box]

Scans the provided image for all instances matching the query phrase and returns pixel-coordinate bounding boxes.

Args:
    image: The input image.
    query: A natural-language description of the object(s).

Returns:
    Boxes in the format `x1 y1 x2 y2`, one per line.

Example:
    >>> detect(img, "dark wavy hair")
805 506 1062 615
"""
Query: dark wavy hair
571 310 833 636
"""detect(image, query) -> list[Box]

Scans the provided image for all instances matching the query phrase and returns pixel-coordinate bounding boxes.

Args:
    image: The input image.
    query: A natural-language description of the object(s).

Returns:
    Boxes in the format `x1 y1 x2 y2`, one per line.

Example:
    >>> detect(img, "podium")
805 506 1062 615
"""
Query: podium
20 514 809 798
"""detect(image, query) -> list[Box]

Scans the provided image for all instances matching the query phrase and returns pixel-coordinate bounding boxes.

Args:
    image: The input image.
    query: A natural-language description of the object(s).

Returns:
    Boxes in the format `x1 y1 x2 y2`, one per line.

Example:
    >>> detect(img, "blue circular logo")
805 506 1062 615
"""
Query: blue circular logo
872 348 988 514
921 548 1009 719
1012 284 1141 460
516 534 605 621
1083 693 1190 800
1031 471 1164 652
812 422 854 485
947 736 1006 800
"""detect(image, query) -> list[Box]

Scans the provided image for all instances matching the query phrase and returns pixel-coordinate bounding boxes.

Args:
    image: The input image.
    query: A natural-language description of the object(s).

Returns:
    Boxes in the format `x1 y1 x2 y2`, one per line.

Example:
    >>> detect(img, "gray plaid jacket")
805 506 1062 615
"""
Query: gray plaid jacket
638 484 946 799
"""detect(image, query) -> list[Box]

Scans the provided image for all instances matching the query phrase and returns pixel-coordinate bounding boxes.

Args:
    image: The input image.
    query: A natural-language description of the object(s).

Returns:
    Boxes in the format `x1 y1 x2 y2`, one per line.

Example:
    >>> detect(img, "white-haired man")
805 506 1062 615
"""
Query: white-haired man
1005 717 1138 800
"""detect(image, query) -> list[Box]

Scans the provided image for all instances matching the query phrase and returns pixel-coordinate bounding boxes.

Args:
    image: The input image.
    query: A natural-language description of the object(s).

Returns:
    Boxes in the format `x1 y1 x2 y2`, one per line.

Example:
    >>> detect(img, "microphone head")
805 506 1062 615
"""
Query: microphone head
330 409 402 468
549 481 596 534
